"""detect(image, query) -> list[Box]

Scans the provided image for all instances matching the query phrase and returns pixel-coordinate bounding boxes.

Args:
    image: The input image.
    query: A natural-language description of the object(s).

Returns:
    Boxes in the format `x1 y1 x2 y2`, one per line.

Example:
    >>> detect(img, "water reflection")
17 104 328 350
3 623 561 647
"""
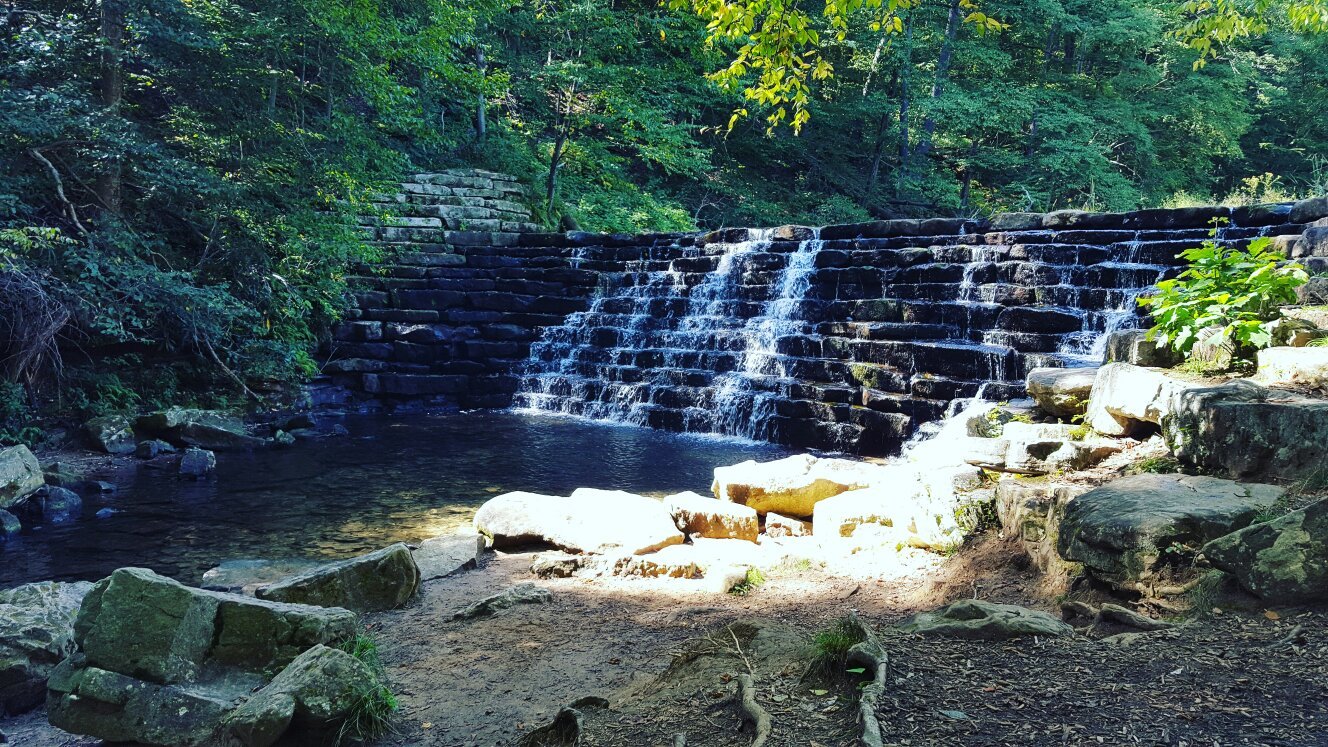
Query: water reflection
0 411 790 587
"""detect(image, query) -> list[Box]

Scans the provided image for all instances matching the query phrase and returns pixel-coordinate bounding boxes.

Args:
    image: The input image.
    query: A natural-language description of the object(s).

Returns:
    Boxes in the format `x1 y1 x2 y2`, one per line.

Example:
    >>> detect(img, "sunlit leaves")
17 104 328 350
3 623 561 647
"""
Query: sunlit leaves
1176 0 1328 67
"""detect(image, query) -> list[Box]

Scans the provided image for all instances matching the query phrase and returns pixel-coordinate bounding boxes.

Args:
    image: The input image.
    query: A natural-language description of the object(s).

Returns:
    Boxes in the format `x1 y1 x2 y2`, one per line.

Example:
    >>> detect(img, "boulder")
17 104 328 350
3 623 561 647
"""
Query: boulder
0 581 94 714
1026 366 1098 421
1290 195 1328 224
222 644 382 746
1056 473 1284 587
764 512 811 538
712 454 878 517
452 583 551 620
1085 363 1194 436
200 559 325 595
901 599 1073 640
530 552 584 579
1103 329 1181 368
47 567 357 746
179 447 216 478
413 533 486 580
137 408 266 451
1162 380 1328 480
665 491 759 542
29 486 82 524
0 445 43 510
472 489 683 555
1254 346 1328 389
811 463 986 551
135 439 176 459
256 543 420 613
1201 498 1328 604
84 415 136 455
0 509 19 539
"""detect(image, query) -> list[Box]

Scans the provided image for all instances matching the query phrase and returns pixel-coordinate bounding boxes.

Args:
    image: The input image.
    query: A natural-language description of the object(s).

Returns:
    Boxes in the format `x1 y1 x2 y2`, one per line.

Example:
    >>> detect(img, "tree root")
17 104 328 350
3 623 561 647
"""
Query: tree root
736 674 771 747
842 611 889 747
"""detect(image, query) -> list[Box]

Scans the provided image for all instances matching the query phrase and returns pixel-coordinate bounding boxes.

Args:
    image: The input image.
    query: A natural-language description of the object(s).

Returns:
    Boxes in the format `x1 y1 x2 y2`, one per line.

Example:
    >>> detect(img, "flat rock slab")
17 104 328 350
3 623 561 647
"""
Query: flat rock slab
473 489 683 555
414 533 486 580
200 559 325 595
1202 497 1328 604
1057 473 1284 586
452 583 552 620
257 542 420 613
1086 363 1195 437
712 454 879 517
901 599 1073 640
1163 380 1328 480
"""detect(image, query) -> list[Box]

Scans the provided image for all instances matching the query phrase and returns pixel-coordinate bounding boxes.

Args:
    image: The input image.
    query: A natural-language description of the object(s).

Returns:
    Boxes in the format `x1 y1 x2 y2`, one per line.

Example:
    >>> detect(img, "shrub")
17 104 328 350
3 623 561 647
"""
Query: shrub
1141 236 1307 361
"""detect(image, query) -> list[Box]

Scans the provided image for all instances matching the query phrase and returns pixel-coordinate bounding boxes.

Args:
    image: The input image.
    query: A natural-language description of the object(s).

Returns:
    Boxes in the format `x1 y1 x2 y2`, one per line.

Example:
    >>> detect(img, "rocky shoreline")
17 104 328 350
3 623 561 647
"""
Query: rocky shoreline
2 325 1327 744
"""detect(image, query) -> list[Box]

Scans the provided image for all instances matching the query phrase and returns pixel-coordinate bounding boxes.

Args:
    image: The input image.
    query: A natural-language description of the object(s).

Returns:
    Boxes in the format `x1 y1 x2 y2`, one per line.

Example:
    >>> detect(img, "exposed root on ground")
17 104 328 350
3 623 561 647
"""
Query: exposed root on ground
842 611 889 747
735 673 770 747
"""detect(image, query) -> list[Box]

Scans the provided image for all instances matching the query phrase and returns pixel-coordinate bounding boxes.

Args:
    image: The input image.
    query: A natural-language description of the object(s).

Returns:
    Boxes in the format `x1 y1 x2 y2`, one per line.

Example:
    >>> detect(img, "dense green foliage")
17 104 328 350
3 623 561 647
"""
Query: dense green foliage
1 0 1325 414
1142 236 1308 360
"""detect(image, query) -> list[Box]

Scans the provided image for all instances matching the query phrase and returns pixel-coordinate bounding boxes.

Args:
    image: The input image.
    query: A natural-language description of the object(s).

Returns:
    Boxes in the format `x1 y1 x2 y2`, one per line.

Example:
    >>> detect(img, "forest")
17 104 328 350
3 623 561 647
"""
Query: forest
1 0 1326 419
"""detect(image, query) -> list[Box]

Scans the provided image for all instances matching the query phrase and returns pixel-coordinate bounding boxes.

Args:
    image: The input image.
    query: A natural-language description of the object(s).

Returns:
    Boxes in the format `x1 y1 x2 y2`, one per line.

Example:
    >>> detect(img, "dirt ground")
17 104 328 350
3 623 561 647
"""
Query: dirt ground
5 533 1325 747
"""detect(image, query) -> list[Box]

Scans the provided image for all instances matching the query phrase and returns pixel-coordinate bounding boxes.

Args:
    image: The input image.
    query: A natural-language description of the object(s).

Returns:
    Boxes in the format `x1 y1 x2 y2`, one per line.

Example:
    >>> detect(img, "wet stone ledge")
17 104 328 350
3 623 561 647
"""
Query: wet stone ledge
326 197 1327 455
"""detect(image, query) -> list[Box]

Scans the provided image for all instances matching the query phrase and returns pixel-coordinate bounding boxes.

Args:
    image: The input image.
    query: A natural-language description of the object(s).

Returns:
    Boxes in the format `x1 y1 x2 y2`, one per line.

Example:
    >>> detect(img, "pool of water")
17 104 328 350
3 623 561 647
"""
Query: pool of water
0 411 792 588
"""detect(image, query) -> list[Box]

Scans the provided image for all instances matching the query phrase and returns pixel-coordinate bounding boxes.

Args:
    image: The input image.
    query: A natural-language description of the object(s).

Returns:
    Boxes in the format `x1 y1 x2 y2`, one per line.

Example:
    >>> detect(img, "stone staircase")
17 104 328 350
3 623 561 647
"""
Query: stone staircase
328 187 1327 455
361 169 541 236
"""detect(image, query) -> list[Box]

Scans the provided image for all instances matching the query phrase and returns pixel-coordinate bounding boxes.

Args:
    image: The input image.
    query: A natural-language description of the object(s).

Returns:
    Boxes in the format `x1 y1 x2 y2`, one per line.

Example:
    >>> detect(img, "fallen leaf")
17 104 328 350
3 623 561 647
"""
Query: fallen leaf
940 709 970 720
810 688 829 696
1265 610 1280 621
421 722 432 729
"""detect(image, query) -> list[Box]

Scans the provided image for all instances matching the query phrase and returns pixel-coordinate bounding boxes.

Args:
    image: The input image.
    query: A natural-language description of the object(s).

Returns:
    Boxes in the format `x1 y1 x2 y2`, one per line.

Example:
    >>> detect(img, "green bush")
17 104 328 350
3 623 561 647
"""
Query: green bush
1141 236 1307 361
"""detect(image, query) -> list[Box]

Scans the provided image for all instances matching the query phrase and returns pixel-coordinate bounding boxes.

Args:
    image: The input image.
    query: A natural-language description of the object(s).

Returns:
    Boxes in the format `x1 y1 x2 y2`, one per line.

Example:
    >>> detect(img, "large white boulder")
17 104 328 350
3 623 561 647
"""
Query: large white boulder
1085 363 1195 436
665 491 759 542
473 489 683 555
1026 366 1098 421
812 463 984 550
712 454 880 517
1255 346 1328 389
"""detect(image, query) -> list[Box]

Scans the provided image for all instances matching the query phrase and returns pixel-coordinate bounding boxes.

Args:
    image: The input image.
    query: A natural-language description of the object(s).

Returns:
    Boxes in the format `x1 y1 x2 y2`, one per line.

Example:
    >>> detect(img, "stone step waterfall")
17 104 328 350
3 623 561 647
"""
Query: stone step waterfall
330 197 1325 456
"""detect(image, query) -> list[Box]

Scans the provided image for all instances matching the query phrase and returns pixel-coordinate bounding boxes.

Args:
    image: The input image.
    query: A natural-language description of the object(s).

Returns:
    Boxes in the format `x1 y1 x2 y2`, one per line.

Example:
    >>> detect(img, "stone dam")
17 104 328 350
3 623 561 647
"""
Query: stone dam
326 170 1328 455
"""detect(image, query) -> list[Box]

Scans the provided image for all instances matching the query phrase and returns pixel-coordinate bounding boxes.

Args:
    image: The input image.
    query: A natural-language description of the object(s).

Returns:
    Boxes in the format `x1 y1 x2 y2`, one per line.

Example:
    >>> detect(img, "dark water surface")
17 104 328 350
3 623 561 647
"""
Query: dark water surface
0 411 791 588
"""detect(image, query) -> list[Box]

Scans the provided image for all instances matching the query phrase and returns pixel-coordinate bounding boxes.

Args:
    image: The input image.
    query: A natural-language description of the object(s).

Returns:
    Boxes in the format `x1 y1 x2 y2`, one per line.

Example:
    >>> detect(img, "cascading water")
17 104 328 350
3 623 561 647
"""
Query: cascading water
507 206 1303 454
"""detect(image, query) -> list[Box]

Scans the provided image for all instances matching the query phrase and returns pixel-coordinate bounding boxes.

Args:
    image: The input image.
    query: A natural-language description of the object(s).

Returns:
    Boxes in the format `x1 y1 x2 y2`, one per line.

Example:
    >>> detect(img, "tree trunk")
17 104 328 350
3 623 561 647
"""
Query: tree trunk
915 0 960 162
96 0 124 215
897 21 913 191
863 72 897 205
1025 24 1059 158
475 47 488 142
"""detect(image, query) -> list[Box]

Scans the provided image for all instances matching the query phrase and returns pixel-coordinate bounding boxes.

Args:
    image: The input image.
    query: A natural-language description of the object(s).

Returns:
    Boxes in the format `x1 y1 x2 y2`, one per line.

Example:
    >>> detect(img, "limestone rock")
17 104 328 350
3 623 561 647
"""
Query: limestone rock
256 543 420 613
1026 366 1098 421
47 567 357 746
413 533 486 580
995 479 1088 575
137 407 266 451
665 491 759 542
84 415 137 455
1056 474 1284 586
0 445 43 510
1200 498 1328 604
179 447 216 478
1290 195 1328 224
473 489 683 555
1103 330 1180 368
0 581 93 714
1085 363 1194 437
1254 346 1328 389
452 582 551 620
223 644 380 746
530 552 584 578
712 454 878 517
29 486 82 524
764 512 811 538
1162 379 1328 480
811 463 984 550
901 599 1073 639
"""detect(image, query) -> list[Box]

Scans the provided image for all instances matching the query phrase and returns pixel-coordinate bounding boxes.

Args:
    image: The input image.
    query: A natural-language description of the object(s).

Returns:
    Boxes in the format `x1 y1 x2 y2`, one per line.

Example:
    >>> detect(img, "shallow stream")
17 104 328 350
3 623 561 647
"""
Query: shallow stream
0 411 790 588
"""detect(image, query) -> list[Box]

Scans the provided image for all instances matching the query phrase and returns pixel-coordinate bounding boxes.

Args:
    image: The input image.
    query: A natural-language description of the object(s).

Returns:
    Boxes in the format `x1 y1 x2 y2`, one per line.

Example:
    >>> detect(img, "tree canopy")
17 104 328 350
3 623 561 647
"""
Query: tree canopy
1 0 1325 418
